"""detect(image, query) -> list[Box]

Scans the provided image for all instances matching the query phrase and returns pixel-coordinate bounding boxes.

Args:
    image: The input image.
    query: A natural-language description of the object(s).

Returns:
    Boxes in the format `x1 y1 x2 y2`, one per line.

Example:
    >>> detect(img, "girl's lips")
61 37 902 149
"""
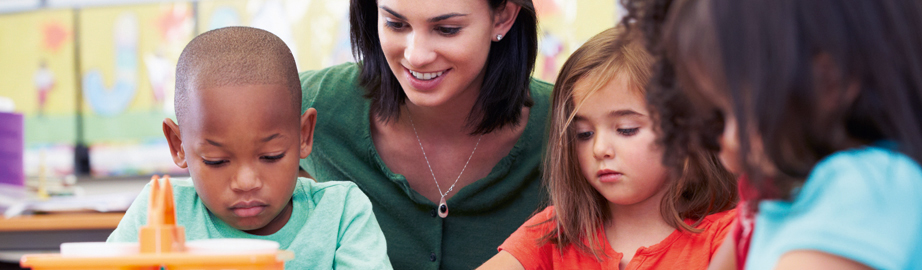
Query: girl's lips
405 68 449 92
597 169 623 183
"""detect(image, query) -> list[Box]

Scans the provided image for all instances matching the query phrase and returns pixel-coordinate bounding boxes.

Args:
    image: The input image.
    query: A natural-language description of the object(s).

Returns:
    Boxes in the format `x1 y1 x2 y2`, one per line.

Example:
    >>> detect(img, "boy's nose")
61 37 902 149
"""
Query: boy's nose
231 165 262 192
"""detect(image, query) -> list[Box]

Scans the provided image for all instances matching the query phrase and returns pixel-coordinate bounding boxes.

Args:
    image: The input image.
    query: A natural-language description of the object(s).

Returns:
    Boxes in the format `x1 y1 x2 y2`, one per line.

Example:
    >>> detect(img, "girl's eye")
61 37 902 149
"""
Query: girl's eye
576 131 594 141
385 20 407 31
261 153 285 162
203 159 227 167
436 26 461 35
618 128 640 136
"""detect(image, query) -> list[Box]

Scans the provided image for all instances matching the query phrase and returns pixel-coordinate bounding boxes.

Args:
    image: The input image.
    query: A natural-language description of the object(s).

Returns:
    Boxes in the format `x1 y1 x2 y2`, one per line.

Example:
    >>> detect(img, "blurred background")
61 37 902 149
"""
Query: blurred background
0 0 622 181
0 1 624 268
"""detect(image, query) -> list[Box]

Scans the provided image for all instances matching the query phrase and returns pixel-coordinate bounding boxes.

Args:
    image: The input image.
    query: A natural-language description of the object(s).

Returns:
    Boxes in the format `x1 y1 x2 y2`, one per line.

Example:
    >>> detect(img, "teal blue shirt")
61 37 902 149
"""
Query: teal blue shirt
108 177 392 270
299 63 552 270
746 146 922 269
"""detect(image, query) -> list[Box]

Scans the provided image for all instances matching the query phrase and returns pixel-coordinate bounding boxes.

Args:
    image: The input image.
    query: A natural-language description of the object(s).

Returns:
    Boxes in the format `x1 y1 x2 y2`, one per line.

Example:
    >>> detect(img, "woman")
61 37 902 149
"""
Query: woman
298 0 550 269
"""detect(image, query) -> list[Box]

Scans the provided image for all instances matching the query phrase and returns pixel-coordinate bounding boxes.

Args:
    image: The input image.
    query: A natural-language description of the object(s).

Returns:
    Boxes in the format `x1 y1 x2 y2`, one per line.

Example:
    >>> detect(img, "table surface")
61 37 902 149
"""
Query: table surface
0 212 125 232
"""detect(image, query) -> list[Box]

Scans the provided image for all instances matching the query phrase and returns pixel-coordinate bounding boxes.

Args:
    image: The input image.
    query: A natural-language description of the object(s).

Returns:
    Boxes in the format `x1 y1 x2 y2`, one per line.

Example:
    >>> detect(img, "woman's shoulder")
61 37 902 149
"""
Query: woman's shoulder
299 62 361 85
299 63 365 109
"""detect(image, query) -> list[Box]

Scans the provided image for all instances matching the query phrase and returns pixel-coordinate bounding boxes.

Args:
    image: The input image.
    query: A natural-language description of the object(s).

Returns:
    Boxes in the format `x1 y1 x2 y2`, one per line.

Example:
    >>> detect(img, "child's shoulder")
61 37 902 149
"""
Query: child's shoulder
296 178 368 206
698 208 738 231
808 145 922 191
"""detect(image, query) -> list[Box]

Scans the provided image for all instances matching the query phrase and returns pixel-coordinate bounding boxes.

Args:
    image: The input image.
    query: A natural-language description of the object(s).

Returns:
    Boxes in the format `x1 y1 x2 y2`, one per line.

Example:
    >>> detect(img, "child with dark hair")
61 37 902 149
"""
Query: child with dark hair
660 0 922 268
108 27 392 269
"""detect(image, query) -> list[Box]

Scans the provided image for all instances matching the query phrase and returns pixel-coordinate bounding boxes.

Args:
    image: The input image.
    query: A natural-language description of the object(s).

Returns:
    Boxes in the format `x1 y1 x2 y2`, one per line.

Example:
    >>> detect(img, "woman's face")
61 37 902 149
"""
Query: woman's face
376 0 501 108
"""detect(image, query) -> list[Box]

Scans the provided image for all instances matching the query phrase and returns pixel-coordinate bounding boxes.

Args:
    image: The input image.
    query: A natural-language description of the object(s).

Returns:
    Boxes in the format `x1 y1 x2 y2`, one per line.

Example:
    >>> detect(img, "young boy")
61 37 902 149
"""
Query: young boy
107 27 392 269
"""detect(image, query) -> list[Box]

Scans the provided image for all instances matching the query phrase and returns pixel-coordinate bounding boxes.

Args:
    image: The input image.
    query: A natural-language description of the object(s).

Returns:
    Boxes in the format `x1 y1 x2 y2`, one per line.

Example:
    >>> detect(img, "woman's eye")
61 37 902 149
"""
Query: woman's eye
261 154 285 162
436 26 461 35
203 159 227 167
576 131 594 140
385 21 407 30
617 128 640 136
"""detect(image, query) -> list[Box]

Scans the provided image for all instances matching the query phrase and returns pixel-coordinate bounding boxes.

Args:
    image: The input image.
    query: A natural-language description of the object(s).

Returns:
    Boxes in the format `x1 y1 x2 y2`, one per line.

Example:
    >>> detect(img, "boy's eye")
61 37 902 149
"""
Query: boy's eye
261 153 285 162
436 26 461 35
385 20 407 31
576 131 594 141
203 159 227 167
618 128 640 136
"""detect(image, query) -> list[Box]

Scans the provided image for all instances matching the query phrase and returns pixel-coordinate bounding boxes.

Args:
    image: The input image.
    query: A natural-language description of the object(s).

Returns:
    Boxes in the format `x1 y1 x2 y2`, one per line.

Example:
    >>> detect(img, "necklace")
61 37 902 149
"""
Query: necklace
408 112 483 218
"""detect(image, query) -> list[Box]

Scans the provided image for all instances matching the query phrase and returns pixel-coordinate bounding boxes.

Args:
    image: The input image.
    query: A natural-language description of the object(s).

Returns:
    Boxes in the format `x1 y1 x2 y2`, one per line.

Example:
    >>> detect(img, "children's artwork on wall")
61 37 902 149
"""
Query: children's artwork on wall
533 0 621 83
198 0 353 72
0 8 78 178
77 3 193 177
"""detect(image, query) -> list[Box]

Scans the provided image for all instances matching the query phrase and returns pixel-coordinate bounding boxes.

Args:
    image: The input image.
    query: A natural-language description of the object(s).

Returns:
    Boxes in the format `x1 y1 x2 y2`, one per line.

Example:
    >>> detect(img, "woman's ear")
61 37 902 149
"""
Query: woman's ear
162 118 188 168
492 1 521 41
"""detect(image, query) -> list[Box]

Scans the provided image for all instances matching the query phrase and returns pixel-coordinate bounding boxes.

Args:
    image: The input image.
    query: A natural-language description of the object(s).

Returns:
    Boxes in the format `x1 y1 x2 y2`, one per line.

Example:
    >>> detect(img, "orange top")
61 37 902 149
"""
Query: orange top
499 206 737 270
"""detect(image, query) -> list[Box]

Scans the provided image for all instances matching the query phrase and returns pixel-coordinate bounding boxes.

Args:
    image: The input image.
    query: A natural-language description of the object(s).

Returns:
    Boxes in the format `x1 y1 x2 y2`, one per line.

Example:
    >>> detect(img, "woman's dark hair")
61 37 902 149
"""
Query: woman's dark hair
350 0 538 134
664 0 922 203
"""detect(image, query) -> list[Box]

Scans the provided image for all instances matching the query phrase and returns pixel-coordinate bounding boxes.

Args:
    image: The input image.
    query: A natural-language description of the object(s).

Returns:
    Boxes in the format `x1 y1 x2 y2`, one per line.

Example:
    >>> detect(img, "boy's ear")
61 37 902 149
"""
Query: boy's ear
299 108 318 159
162 118 188 169
492 1 521 41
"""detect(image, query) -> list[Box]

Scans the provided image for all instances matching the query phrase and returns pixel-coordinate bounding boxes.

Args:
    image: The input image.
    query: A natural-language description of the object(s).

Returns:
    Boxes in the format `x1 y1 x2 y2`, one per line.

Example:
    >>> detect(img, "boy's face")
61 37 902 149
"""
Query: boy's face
163 83 315 235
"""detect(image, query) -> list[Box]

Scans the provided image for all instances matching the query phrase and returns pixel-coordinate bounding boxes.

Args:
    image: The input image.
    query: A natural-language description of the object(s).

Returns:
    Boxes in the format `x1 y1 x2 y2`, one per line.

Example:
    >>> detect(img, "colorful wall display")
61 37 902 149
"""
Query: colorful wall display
197 0 353 72
0 0 622 179
534 0 621 83
0 8 78 178
77 2 193 176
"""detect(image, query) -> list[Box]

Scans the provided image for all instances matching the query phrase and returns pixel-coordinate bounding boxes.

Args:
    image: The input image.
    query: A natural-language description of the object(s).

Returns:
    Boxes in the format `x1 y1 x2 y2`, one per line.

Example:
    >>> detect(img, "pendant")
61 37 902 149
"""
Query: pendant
438 197 448 218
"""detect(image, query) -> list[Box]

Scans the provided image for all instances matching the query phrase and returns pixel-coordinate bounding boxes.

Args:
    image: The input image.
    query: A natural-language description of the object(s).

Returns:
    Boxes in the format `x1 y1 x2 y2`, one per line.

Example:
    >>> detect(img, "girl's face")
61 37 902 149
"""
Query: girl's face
376 0 499 108
572 74 670 207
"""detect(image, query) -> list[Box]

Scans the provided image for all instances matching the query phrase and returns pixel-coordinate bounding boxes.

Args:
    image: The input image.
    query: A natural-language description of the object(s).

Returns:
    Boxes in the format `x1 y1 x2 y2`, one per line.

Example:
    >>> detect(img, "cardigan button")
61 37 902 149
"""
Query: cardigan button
430 208 438 217
429 252 437 262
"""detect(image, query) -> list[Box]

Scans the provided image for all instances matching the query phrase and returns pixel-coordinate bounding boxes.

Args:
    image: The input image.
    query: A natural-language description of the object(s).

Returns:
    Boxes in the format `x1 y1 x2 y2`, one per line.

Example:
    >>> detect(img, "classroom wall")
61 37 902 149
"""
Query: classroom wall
0 0 620 179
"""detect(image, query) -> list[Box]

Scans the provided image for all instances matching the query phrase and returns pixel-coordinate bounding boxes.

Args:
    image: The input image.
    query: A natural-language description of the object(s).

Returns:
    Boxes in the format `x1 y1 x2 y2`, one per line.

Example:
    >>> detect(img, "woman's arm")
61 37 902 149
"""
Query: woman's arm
477 251 525 270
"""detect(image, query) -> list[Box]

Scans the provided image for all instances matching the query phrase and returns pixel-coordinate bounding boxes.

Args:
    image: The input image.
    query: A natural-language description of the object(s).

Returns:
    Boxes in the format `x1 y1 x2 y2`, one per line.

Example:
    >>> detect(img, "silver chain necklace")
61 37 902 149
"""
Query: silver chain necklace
407 112 483 218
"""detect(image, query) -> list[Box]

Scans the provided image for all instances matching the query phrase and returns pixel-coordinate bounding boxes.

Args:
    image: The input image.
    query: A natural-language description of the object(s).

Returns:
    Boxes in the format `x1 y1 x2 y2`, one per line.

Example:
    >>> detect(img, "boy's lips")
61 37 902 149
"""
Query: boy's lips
230 200 268 218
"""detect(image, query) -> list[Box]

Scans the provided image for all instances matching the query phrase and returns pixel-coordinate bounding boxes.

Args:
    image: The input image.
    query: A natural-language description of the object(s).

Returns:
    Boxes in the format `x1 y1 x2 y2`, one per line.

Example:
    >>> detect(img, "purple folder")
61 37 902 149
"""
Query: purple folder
0 112 23 186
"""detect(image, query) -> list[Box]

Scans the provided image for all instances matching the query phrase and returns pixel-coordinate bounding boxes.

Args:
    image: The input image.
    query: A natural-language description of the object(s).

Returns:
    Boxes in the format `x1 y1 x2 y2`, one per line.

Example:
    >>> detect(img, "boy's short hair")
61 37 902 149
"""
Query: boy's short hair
174 26 301 126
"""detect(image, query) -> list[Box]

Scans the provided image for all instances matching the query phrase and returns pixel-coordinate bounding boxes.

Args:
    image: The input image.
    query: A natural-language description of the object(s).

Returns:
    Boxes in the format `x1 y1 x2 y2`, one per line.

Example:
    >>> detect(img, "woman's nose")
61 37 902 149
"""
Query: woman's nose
404 32 437 68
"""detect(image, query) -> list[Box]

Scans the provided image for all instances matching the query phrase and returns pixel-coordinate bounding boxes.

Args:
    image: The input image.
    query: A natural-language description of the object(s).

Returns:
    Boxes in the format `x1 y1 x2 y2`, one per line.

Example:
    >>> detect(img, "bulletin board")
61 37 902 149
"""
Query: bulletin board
197 0 354 71
77 2 193 176
0 8 78 177
534 0 620 82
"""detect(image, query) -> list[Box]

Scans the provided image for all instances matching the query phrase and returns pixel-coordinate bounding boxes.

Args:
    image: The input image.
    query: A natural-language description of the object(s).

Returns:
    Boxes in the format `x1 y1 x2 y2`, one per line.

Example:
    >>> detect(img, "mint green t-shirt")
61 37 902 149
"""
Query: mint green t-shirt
299 63 552 270
108 177 392 270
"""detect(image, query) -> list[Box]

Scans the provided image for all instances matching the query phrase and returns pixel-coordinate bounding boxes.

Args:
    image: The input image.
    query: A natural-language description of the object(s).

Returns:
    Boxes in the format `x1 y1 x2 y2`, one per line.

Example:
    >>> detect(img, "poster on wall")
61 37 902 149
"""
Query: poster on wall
77 2 193 177
0 8 78 179
534 0 620 83
197 0 354 72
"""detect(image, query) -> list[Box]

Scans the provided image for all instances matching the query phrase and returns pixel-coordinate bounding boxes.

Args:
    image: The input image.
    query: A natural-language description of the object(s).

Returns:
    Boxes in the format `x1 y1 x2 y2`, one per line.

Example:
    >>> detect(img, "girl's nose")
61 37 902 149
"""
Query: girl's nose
592 134 615 160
